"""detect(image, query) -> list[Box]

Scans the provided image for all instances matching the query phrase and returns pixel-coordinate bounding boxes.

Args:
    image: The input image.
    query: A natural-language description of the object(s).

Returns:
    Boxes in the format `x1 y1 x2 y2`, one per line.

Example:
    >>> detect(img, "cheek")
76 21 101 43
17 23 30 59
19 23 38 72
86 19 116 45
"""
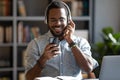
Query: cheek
48 22 55 27
48 23 52 28
64 21 68 26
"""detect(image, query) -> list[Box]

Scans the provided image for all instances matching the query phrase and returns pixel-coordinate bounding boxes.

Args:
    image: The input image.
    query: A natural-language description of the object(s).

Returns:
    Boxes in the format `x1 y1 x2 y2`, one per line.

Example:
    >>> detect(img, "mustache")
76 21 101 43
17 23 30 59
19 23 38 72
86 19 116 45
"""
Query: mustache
53 26 61 28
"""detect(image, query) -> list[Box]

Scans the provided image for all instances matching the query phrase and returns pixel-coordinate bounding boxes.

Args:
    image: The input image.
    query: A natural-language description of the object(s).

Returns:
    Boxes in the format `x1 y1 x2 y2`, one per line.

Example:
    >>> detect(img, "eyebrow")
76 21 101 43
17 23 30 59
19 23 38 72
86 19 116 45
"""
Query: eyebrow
50 17 65 20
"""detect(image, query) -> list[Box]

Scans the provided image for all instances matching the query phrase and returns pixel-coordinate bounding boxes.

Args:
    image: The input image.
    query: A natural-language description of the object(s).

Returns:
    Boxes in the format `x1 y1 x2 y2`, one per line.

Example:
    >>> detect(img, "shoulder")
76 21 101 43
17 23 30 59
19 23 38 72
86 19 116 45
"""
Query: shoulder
31 33 49 43
27 34 47 47
72 35 91 50
72 35 89 44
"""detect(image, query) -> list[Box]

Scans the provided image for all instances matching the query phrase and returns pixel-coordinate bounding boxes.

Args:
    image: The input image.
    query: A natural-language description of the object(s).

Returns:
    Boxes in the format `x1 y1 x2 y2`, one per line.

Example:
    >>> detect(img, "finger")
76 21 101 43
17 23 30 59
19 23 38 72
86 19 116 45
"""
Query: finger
46 44 58 50
69 19 75 28
67 26 72 32
51 47 59 53
52 50 60 57
65 26 74 35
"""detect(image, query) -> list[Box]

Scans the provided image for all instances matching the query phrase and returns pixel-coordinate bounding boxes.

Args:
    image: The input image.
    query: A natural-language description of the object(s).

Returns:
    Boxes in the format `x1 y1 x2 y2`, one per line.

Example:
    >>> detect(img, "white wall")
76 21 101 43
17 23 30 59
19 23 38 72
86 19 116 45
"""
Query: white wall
94 0 120 42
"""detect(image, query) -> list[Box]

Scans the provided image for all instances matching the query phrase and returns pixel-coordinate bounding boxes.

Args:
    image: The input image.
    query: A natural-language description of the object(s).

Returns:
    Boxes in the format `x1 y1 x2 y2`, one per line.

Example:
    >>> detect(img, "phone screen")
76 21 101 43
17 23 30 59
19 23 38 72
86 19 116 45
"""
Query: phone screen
49 37 60 46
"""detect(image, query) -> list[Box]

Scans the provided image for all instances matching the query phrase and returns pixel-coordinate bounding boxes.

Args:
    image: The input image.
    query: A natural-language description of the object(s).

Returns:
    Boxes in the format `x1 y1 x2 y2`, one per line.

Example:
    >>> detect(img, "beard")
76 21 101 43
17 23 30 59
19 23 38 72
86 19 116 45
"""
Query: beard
50 29 64 37
48 25 65 37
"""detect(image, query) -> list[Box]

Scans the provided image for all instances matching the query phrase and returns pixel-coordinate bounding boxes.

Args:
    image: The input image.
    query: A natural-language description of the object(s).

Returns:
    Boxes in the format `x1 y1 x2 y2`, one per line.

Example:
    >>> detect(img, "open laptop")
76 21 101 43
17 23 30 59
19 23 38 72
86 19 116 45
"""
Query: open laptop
99 55 120 80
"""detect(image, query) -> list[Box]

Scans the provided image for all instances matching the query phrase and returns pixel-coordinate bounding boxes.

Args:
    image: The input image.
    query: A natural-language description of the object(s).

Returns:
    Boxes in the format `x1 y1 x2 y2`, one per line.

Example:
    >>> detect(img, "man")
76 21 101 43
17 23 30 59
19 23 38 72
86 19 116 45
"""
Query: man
25 1 98 80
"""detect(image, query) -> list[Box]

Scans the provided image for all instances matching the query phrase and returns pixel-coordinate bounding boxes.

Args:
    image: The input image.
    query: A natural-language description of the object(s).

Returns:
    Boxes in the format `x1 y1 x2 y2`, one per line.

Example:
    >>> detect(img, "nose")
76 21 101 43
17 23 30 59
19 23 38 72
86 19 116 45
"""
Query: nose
55 20 61 25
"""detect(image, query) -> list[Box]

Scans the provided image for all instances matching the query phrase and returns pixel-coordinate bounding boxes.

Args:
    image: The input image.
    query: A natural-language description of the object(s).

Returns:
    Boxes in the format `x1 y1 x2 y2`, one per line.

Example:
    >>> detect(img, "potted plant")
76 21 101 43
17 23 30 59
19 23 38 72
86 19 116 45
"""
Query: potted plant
92 26 120 77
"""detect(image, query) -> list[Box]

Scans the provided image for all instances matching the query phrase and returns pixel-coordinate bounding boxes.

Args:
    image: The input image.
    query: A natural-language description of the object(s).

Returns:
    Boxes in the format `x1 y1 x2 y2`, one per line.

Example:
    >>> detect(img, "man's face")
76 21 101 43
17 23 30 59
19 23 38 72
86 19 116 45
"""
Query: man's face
48 8 68 37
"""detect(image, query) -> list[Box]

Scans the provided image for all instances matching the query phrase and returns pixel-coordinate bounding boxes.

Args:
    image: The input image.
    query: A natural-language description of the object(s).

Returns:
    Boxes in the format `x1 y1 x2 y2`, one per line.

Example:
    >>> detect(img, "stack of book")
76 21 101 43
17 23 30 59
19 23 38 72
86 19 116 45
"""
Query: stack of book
0 25 12 43
62 0 89 16
17 21 41 43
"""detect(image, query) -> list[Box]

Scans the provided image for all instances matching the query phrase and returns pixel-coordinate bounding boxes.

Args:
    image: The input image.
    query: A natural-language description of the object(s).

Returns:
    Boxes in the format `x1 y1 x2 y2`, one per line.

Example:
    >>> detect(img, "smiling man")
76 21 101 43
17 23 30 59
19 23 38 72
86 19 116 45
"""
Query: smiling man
24 1 98 80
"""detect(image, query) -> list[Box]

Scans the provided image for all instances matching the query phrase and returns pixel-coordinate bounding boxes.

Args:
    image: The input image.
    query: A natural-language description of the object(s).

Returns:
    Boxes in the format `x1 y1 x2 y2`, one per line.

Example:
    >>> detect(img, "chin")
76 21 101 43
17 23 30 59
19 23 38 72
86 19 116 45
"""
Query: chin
50 30 63 37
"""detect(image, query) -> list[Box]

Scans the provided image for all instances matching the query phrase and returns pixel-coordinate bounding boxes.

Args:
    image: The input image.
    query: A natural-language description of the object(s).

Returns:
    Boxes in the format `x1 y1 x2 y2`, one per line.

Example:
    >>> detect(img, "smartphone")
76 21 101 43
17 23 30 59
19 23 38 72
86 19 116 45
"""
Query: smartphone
49 37 61 56
49 37 60 46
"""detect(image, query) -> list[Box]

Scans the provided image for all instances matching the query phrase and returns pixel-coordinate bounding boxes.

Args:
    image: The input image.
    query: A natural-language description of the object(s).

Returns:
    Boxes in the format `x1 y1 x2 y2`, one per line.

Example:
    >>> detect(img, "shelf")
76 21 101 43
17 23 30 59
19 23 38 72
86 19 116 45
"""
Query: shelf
17 67 25 71
0 68 13 72
17 43 28 46
16 16 91 21
0 17 14 21
16 16 45 21
72 16 91 21
0 43 13 47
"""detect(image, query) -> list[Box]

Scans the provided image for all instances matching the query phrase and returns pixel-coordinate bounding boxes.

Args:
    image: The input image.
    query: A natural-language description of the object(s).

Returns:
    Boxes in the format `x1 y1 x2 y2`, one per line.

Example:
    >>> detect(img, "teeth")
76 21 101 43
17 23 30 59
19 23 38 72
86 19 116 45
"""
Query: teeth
55 28 61 30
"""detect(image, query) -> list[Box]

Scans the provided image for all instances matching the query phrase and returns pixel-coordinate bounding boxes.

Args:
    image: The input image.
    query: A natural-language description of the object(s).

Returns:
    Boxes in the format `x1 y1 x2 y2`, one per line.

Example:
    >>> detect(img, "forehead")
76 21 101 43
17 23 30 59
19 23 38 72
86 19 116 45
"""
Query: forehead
49 8 67 18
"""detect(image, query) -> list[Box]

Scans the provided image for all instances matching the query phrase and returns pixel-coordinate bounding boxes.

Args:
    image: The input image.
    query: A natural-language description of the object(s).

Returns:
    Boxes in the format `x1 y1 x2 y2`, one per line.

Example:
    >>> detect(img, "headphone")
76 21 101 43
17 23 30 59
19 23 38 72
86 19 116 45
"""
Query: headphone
44 0 71 24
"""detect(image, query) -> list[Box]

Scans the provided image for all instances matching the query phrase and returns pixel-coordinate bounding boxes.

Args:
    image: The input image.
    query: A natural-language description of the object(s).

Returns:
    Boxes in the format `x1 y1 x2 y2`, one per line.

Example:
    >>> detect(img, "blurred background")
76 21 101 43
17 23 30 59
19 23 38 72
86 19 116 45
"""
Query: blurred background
0 0 120 80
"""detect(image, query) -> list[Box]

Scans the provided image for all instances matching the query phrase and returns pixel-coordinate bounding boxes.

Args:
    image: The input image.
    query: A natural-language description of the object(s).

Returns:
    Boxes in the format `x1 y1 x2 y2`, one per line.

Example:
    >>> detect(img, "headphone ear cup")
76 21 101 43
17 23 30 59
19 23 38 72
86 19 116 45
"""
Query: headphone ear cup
44 8 47 24
44 17 47 24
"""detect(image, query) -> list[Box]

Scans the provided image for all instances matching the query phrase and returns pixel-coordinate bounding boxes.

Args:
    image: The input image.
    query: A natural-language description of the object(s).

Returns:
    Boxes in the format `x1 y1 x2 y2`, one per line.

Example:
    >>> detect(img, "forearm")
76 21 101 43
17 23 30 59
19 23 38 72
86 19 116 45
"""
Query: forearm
67 39 93 72
71 45 93 72
26 55 47 80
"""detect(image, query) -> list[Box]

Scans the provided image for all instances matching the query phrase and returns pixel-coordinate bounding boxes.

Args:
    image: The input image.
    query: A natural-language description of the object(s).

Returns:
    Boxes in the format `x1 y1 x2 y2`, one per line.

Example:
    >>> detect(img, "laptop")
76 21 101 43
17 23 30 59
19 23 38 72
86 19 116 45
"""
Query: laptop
99 55 120 80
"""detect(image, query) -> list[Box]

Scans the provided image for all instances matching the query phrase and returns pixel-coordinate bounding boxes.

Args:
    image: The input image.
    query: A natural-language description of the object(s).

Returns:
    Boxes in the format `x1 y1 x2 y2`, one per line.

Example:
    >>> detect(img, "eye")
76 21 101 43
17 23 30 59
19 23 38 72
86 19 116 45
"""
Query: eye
59 18 65 22
50 19 57 22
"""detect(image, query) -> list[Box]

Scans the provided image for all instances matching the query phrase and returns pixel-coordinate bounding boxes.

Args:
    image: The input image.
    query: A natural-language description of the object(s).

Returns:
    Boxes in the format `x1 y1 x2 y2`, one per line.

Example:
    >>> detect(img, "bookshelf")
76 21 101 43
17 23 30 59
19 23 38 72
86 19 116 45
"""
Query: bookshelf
0 0 94 80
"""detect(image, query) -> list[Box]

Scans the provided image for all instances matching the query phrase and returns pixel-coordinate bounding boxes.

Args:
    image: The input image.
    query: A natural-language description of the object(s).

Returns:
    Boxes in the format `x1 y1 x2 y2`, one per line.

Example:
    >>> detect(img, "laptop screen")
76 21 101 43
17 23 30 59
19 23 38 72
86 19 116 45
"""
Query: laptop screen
99 55 120 80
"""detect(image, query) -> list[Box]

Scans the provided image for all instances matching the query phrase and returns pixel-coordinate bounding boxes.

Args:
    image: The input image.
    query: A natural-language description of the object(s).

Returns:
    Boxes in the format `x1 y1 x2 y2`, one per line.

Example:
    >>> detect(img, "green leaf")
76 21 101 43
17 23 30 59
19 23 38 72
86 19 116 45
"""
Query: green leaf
113 33 120 41
102 27 113 35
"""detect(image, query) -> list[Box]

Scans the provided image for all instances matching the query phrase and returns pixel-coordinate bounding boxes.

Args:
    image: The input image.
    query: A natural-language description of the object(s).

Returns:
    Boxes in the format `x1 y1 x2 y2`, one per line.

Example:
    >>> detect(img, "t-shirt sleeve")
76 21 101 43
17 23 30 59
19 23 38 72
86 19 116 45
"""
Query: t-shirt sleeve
24 40 40 74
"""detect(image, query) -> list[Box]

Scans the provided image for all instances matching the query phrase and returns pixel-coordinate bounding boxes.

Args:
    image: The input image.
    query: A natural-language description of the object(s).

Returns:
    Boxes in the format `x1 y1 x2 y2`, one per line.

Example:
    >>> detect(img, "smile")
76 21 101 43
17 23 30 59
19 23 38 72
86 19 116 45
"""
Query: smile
54 27 62 32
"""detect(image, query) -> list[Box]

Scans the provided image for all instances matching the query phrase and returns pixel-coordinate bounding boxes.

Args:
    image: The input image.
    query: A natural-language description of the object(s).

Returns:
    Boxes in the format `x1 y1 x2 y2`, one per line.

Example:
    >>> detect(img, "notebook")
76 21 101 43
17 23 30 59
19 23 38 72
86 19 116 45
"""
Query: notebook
99 55 120 80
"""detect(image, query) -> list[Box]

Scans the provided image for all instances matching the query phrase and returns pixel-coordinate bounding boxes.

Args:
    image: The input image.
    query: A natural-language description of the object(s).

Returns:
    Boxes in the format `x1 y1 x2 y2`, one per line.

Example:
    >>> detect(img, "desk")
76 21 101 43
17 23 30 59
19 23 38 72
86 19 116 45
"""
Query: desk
35 77 99 80
83 79 99 80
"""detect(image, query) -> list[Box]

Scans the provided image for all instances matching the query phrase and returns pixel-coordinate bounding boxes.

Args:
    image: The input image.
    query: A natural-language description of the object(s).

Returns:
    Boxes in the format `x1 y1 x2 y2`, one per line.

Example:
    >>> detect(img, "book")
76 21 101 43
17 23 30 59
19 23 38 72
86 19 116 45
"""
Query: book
17 21 41 43
18 21 24 43
0 0 11 16
5 26 12 43
22 25 30 42
82 0 89 16
19 72 25 80
18 0 26 16
0 1 4 16
71 0 83 16
30 26 40 39
0 26 4 43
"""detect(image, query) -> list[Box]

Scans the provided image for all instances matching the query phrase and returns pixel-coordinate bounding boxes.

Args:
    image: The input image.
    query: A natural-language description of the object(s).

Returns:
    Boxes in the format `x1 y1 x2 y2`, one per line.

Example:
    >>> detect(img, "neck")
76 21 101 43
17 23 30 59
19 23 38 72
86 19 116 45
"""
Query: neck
58 36 64 41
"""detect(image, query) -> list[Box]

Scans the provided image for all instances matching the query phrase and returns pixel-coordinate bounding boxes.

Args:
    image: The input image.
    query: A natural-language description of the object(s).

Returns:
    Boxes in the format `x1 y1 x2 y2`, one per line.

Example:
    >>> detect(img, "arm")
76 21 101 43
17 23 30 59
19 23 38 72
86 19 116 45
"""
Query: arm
25 40 60 80
64 20 93 73
68 39 93 72
25 54 47 80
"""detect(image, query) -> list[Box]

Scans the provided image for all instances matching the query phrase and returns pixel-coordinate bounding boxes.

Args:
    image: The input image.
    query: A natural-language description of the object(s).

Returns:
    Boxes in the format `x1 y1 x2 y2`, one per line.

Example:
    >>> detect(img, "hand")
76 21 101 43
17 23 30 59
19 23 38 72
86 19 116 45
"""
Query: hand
64 20 75 43
43 43 60 60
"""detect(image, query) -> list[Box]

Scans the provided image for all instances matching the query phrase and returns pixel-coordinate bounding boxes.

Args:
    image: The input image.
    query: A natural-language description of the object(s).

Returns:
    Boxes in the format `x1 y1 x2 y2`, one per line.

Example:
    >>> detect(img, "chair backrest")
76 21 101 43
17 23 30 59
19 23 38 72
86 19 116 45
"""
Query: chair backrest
99 55 120 80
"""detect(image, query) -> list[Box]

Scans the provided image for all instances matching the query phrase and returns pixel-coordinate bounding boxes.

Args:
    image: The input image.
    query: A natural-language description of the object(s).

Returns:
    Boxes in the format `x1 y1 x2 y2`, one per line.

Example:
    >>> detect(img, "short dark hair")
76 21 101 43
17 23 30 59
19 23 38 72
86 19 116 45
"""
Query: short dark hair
45 0 70 24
